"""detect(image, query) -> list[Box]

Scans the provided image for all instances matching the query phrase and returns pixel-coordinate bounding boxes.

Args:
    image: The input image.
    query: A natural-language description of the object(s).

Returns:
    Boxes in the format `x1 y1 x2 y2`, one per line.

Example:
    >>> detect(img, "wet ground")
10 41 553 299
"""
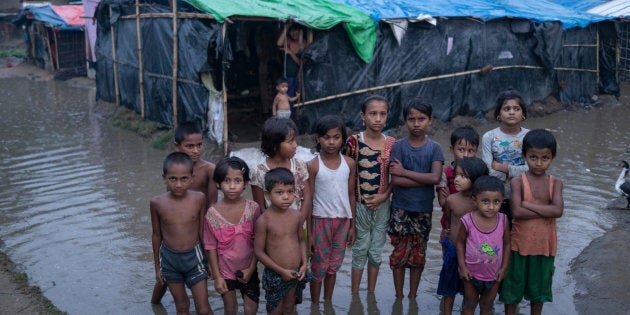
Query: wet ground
0 74 629 314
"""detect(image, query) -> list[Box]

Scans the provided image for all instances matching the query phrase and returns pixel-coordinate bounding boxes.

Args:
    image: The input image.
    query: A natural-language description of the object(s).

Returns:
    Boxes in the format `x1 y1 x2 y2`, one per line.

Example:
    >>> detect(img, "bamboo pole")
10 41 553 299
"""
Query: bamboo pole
109 7 120 106
222 23 229 155
43 24 54 71
294 64 596 108
52 27 59 70
120 12 215 20
172 0 179 129
136 0 145 118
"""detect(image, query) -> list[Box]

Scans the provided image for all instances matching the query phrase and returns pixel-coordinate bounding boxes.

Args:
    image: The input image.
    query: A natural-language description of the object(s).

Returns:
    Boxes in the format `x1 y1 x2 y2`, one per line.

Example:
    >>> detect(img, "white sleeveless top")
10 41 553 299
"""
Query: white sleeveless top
312 154 353 218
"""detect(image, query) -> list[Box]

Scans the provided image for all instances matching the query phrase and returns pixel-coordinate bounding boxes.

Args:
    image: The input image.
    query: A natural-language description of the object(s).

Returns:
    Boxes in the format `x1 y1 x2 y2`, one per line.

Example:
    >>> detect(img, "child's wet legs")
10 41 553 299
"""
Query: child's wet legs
167 282 191 315
392 268 405 298
190 280 212 315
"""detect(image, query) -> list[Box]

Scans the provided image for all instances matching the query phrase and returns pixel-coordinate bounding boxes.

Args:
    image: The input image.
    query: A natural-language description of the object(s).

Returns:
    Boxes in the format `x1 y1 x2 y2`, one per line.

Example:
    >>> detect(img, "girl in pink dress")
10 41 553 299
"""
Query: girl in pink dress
204 156 261 315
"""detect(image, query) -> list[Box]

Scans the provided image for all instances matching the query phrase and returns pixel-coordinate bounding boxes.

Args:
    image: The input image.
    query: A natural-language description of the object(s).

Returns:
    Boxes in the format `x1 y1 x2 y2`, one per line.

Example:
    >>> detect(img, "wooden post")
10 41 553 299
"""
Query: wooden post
109 7 120 106
596 23 600 90
52 27 59 70
222 23 229 155
136 0 145 118
172 0 179 129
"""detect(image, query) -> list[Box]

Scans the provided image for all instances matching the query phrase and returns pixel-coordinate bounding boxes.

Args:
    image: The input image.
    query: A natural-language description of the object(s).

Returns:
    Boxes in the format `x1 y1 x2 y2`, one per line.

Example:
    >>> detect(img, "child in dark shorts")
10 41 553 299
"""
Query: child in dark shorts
150 152 213 315
456 176 510 315
204 156 261 315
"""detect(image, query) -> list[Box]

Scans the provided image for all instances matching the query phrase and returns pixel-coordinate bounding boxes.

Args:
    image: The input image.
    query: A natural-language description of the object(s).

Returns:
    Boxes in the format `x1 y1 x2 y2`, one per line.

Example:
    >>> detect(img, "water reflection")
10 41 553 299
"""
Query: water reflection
0 77 628 314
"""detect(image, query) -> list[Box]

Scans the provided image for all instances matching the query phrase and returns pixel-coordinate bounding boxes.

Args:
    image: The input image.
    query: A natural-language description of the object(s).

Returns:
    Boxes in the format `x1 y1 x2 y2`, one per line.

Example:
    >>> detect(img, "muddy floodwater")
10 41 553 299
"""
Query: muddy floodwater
1 77 629 314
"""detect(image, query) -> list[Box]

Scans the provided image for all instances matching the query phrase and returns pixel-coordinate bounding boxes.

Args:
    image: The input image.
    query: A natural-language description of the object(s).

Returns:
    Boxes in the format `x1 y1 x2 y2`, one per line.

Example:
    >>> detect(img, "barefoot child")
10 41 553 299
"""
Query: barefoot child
152 122 219 304
388 98 444 299
344 95 396 294
204 157 261 315
307 115 356 304
272 78 300 119
500 129 564 315
255 168 311 314
457 176 510 315
150 152 213 315
250 117 311 219
437 157 488 314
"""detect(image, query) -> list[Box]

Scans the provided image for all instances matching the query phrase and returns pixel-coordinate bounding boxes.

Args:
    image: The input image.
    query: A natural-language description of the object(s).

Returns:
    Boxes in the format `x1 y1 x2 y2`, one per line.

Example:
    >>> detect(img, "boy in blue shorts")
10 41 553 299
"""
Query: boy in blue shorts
499 129 564 315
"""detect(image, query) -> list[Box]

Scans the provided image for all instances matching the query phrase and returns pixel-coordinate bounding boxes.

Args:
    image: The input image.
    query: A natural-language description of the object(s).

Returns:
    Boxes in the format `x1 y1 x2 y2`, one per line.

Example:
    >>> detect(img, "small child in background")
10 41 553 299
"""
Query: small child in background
150 152 213 315
437 157 488 315
272 78 300 119
204 157 261 315
500 129 564 315
457 176 510 315
437 126 480 243
388 98 444 299
255 168 311 314
344 95 396 294
307 115 357 304
250 117 311 219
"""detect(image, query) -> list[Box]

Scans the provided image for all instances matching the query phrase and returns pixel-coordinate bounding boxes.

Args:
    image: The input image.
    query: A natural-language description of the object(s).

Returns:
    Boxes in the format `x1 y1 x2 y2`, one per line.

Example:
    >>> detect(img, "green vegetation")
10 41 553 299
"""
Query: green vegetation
109 105 173 150
0 49 27 58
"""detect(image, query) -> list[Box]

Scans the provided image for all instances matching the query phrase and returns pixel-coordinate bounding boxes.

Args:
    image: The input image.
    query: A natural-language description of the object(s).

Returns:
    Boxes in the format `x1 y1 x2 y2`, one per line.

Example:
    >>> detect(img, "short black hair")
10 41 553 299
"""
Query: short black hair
450 126 480 148
522 129 557 157
403 98 432 119
493 89 527 119
457 157 489 184
260 117 297 157
360 94 389 113
314 115 347 152
162 152 194 175
264 167 294 192
174 121 203 144
276 77 288 87
213 156 250 183
472 175 504 197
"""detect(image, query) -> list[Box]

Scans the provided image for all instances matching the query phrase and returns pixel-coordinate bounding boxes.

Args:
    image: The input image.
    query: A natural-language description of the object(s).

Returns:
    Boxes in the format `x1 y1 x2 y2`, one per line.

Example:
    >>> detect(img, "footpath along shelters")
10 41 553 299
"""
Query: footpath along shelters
94 0 615 151
13 4 86 76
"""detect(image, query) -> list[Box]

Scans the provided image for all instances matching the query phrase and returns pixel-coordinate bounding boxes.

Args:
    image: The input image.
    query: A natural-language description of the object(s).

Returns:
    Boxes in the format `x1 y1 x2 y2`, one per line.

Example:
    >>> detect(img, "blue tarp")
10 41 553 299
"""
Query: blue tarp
329 0 610 28
550 0 608 12
14 4 84 31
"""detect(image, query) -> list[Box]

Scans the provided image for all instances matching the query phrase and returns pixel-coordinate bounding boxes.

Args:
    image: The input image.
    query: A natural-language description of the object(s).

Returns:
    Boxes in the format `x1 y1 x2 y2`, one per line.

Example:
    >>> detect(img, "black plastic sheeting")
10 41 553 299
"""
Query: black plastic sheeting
95 1 618 133
298 19 611 133
95 0 227 126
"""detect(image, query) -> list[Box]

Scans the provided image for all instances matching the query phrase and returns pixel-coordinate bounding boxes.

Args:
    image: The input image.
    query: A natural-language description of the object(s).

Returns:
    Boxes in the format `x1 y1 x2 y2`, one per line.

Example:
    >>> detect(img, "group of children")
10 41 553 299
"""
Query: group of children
150 89 564 315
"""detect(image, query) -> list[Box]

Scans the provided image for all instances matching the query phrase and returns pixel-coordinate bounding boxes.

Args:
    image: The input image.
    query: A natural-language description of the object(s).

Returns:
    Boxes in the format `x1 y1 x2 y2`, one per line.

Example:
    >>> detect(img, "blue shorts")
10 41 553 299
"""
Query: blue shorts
437 238 463 296
159 243 208 288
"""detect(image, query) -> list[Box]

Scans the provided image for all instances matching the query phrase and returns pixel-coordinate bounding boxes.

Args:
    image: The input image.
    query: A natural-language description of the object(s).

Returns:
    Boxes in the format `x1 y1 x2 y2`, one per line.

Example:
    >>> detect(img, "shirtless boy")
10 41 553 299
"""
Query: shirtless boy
152 122 218 304
150 152 213 315
174 121 218 208
254 167 310 314
272 79 300 119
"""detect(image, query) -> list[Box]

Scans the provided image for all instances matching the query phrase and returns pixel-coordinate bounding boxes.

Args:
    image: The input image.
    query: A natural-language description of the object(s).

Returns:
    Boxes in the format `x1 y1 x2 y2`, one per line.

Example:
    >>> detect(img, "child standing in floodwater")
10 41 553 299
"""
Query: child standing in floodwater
481 90 529 227
204 157 261 315
150 152 213 315
500 129 564 315
250 117 311 219
344 95 396 294
255 168 310 314
457 176 510 315
307 115 357 304
437 157 488 315
152 121 219 304
388 98 444 299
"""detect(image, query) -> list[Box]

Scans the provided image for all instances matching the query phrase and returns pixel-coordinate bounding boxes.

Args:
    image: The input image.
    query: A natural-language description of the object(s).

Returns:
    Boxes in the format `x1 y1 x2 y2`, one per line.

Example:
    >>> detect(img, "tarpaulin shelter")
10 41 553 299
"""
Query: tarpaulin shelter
94 0 617 152
14 4 86 74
